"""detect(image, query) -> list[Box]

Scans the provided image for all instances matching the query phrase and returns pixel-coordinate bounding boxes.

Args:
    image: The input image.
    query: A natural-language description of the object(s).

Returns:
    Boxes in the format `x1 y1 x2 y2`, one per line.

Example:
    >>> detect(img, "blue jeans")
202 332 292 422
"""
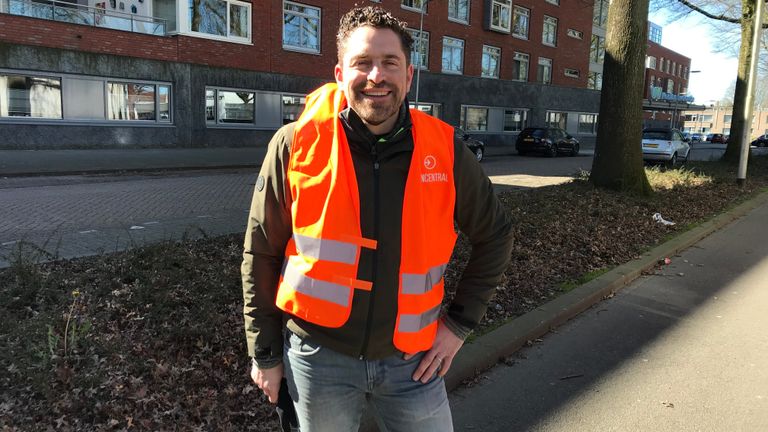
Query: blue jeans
283 331 453 432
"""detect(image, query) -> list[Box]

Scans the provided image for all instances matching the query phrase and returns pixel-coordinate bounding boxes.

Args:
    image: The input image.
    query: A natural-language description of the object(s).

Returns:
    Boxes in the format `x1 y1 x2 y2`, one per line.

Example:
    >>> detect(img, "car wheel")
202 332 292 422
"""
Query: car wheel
548 144 558 158
667 153 678 168
516 147 526 156
570 143 580 156
474 147 484 162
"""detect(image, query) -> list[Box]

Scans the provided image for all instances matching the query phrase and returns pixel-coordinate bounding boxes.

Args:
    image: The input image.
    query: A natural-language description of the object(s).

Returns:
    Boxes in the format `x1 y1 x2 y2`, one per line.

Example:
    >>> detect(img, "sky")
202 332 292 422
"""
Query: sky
648 9 740 105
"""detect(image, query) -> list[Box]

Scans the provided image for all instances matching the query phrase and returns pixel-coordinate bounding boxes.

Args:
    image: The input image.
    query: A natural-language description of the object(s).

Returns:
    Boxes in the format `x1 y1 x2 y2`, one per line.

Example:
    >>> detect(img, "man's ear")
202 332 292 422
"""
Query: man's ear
334 63 343 84
405 63 414 92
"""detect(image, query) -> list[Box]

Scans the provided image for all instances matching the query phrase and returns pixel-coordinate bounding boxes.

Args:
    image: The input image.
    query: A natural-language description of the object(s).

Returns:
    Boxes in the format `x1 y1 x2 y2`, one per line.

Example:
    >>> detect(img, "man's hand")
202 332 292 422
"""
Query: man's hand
406 320 464 384
250 361 284 404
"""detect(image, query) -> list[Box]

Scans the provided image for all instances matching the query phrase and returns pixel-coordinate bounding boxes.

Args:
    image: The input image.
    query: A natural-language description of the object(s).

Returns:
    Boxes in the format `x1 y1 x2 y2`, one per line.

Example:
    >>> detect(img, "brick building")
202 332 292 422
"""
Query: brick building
641 23 698 129
0 0 600 150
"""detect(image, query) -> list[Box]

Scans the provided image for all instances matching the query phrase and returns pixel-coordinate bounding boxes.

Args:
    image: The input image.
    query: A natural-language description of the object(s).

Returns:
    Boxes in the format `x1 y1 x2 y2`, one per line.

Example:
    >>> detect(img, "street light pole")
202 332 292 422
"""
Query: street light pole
737 0 764 185
414 0 429 106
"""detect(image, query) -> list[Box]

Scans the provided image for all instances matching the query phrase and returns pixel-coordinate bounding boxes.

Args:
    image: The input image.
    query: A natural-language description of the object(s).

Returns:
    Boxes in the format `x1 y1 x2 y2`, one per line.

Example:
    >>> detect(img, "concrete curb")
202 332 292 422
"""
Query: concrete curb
444 189 768 391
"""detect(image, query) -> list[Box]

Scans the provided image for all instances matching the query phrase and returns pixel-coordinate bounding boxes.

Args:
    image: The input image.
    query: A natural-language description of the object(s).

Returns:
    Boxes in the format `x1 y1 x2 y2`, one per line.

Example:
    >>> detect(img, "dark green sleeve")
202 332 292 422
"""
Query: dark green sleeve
241 124 294 367
445 138 514 338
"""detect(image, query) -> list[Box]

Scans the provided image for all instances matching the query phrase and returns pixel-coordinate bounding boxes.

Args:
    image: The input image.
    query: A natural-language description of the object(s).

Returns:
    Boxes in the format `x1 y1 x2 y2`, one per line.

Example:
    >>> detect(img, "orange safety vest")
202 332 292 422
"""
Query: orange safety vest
275 83 457 354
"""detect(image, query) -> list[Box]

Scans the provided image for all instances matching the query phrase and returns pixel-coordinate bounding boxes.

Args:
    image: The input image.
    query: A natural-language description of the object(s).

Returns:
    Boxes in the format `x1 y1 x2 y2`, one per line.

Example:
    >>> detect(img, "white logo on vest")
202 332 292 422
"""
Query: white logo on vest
421 155 447 183
424 155 437 170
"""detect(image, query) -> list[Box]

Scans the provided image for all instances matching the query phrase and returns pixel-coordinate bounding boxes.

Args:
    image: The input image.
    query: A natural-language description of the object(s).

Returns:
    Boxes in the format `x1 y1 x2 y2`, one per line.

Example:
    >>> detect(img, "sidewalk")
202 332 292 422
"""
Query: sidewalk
0 148 267 176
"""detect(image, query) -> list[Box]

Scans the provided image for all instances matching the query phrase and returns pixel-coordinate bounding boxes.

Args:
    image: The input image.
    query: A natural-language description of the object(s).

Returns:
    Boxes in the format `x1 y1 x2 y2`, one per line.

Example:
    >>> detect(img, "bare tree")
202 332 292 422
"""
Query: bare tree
652 0 767 162
590 0 653 195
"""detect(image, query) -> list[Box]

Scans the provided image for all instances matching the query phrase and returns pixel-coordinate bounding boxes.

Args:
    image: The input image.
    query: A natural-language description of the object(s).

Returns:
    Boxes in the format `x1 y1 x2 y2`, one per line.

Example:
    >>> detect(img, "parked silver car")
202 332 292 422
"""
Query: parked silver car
641 128 690 167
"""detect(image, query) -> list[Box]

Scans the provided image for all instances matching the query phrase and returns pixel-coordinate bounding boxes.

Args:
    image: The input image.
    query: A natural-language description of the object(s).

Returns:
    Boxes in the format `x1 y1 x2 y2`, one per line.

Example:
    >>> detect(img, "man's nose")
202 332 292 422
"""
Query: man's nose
367 64 384 83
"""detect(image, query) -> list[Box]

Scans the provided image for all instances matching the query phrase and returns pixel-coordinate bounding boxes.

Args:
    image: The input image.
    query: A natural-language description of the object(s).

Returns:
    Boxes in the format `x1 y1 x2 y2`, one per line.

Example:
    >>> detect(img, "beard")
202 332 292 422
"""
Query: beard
348 82 403 126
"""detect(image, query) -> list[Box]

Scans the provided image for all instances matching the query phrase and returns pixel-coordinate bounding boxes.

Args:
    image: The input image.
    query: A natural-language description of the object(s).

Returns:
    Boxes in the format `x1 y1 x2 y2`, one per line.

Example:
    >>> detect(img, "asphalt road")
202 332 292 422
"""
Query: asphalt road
0 153 594 268
450 192 768 431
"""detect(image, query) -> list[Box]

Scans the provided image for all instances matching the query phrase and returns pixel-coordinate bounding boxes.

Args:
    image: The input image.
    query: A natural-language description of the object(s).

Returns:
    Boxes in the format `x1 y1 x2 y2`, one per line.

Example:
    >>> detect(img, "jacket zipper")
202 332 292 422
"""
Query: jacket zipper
359 138 383 360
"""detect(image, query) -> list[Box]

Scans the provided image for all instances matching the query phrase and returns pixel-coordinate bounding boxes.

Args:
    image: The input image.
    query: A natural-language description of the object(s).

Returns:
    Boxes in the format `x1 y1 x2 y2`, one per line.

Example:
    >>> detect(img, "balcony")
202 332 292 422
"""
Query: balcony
0 0 167 36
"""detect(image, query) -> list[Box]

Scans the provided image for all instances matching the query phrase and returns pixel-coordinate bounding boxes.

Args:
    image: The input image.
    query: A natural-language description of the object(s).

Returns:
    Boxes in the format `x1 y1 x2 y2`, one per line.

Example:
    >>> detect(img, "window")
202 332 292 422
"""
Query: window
666 79 674 93
107 82 170 121
188 0 251 42
282 94 306 124
546 111 567 129
206 87 301 128
512 6 529 39
283 1 321 53
684 66 688 78
537 57 552 84
646 56 657 69
724 115 732 123
672 61 677 76
512 52 529 81
481 45 501 78
0 74 62 119
402 0 426 11
542 15 557 46
448 0 469 23
207 89 254 124
407 29 429 69
461 106 488 131
593 0 608 27
723 128 730 135
588 72 602 90
442 37 464 74
490 0 512 33
503 109 527 132
578 114 598 134
648 23 662 44
564 68 579 78
546 0 560 4
410 102 442 118
567 29 583 40
659 57 665 72
590 35 605 63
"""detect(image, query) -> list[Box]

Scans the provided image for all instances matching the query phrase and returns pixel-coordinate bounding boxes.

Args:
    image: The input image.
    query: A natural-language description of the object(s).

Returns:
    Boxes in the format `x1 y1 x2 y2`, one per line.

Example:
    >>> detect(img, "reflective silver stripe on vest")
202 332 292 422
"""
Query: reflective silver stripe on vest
401 264 447 295
398 304 442 333
282 258 351 307
293 233 357 265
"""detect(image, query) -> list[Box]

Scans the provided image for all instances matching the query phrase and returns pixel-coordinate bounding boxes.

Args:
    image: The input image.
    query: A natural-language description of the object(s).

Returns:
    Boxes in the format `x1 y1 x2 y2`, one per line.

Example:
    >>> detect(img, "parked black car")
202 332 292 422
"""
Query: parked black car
455 127 485 162
515 127 580 157
751 134 768 147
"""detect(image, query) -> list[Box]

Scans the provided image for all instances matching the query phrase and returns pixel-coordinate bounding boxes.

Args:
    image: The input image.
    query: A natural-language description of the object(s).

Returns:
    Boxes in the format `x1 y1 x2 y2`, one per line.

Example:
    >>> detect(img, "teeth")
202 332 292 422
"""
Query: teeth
364 91 388 96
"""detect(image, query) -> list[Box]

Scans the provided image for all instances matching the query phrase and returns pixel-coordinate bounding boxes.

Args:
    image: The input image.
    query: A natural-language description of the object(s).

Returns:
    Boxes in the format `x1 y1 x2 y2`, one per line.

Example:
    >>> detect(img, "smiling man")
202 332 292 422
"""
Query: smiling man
242 6 513 431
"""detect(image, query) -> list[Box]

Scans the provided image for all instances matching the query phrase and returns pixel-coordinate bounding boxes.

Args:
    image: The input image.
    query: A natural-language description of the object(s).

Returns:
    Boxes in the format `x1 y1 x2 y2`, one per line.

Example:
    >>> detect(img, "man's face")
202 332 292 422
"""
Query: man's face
335 26 414 134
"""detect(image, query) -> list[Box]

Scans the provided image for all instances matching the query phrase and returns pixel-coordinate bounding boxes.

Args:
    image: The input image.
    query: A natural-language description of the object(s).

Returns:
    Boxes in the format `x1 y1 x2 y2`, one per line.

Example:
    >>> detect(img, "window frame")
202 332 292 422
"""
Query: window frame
489 0 512 33
512 5 530 39
503 108 528 132
537 57 553 85
542 15 558 47
186 0 253 44
441 36 465 75
0 69 173 125
282 0 322 54
512 52 529 82
481 45 501 79
407 28 430 70
401 0 426 12
447 0 469 24
460 105 490 132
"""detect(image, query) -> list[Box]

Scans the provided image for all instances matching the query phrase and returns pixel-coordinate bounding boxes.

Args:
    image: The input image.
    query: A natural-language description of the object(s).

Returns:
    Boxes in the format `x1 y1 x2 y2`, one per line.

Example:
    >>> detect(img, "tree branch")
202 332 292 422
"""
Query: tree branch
677 0 740 24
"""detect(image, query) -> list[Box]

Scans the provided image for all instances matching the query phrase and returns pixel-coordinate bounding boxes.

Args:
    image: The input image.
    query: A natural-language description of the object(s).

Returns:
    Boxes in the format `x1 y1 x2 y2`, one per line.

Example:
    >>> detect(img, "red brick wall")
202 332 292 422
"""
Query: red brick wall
1 0 592 87
644 41 691 98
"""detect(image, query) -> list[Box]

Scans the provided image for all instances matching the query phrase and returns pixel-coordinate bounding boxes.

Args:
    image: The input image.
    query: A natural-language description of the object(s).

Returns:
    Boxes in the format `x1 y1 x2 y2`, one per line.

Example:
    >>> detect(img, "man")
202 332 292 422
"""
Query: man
242 6 513 431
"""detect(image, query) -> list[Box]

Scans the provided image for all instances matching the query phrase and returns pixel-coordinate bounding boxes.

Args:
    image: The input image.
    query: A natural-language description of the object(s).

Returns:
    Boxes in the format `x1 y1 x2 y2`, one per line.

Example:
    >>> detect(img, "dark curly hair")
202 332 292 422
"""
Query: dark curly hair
336 6 414 65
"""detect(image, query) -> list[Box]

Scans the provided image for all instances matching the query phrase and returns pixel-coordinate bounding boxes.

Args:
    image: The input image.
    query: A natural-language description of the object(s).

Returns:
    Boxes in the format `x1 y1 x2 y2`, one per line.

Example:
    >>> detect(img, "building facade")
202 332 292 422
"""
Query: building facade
641 23 697 129
682 105 768 140
0 0 601 150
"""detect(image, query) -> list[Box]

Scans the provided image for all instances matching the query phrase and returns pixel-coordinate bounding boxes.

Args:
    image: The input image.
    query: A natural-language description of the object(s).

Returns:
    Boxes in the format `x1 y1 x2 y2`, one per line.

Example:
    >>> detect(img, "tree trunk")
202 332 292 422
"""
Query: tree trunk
590 0 653 195
723 0 758 163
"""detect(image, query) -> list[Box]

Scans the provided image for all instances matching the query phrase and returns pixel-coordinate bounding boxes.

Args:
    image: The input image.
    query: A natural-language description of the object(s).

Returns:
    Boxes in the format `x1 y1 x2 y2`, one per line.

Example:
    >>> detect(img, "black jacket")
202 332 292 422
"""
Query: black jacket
242 103 513 366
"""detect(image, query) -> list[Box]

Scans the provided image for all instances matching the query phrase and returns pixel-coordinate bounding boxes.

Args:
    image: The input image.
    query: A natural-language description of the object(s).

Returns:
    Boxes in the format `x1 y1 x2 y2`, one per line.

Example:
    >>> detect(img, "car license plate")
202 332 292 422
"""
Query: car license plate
524 138 534 142
644 143 658 148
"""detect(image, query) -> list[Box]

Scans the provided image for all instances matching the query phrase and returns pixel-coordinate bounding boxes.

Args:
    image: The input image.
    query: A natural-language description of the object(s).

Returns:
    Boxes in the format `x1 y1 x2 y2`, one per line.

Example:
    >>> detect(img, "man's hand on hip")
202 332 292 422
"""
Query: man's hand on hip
251 361 284 404
406 320 464 384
